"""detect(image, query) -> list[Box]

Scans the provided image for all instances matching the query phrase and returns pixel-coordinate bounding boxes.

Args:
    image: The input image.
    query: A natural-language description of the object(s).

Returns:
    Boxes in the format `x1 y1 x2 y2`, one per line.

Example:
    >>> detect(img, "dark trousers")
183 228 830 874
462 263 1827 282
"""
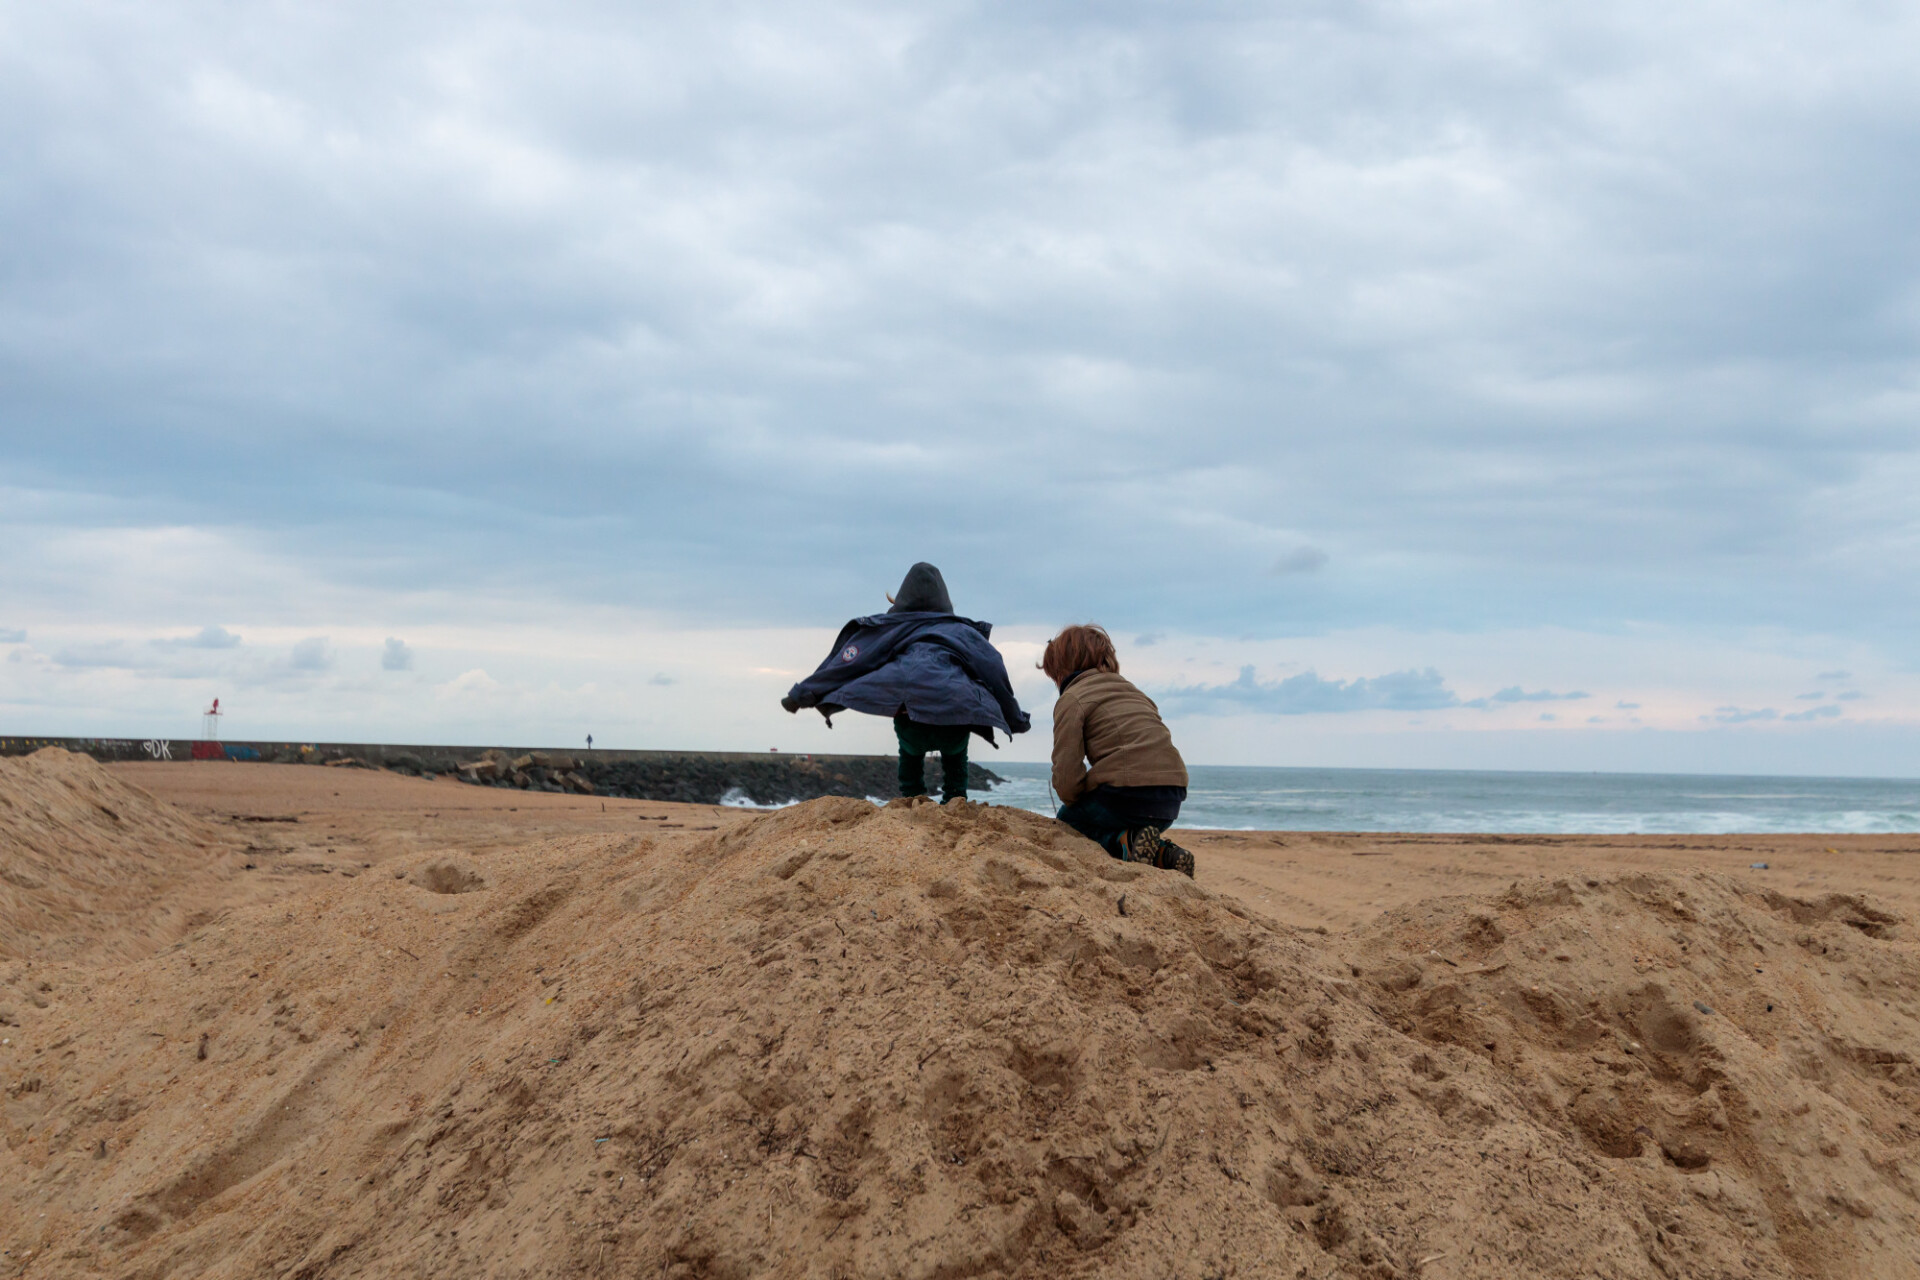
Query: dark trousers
895 716 971 802
1056 785 1185 858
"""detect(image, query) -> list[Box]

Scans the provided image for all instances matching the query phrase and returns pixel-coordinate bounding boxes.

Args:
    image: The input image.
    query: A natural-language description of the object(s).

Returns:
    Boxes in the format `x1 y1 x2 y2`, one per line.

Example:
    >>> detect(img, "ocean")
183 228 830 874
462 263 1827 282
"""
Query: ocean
979 763 1920 834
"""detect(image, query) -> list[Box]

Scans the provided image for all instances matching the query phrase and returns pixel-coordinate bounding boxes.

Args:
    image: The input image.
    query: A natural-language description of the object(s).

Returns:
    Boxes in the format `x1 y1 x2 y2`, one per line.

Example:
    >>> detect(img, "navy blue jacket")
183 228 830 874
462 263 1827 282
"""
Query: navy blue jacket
782 612 1031 744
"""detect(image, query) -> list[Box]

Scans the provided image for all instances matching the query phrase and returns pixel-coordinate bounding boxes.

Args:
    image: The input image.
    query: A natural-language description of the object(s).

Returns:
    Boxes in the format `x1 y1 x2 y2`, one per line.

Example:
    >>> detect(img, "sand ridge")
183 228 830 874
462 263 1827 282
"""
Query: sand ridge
0 750 247 964
1 753 1917 1278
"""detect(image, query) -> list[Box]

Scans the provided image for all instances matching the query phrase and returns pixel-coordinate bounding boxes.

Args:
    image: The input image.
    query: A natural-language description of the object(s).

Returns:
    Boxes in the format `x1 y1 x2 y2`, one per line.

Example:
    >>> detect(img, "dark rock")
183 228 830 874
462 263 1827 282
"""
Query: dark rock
563 755 1002 807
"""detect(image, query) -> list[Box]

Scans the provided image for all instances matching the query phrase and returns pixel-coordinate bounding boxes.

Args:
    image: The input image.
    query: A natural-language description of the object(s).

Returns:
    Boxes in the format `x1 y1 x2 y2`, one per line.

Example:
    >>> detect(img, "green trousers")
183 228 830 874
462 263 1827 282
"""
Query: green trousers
894 716 970 802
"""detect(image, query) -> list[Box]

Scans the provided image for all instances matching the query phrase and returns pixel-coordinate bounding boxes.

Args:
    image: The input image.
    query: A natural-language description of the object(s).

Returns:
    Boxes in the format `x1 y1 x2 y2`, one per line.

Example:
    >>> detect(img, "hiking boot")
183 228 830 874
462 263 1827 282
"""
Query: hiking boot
1122 825 1165 865
1160 839 1195 878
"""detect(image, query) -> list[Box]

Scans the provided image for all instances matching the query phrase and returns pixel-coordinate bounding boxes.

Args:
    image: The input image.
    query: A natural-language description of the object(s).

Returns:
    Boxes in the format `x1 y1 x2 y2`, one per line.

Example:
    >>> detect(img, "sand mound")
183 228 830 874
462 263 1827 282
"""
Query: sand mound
1353 870 1920 1278
2 797 1916 1278
0 748 241 963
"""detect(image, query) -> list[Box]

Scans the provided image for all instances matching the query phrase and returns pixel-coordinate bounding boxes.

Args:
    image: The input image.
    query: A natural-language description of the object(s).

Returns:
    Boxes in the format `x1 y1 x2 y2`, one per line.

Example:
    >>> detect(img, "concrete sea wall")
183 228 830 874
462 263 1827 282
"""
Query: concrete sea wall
0 736 1005 806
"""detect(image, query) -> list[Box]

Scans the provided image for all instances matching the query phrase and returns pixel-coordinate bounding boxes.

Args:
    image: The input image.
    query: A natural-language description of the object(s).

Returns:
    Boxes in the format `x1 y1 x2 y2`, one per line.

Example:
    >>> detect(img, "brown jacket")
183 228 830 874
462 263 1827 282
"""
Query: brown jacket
1051 671 1187 803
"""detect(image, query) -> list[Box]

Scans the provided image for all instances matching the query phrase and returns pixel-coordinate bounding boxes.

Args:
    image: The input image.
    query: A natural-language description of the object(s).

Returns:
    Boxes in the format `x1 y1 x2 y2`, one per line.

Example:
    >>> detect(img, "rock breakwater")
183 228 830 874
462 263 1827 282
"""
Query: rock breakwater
449 747 1001 804
0 737 1004 807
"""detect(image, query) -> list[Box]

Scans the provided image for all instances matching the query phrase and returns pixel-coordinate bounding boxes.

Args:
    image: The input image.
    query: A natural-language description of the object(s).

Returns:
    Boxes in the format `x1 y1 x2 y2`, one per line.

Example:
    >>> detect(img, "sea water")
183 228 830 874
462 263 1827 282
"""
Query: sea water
979 763 1920 834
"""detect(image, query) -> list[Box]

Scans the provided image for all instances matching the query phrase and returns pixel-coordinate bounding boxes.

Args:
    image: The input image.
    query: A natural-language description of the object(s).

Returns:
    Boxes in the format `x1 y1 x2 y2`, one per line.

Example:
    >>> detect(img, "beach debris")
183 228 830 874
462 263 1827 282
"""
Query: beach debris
1694 1000 1715 1015
1751 862 1769 870
1117 894 1128 917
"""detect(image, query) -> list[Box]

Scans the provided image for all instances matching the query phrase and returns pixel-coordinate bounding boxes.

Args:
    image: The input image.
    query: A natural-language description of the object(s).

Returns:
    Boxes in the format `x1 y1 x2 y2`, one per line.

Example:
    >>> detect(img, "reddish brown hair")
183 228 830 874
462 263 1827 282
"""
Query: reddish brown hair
1040 624 1119 685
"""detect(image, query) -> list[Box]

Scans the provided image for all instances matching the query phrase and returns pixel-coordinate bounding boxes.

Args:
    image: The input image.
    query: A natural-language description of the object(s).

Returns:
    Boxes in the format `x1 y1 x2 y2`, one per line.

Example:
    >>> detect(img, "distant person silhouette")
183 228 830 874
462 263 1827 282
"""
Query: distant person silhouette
586 734 593 750
781 563 1029 803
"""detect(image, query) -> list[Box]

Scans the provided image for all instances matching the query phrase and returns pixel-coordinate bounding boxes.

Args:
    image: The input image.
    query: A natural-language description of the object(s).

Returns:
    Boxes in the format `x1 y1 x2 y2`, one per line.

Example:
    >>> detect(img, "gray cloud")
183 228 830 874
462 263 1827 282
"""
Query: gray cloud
1784 703 1842 721
1463 687 1589 709
1708 706 1778 724
1616 700 1641 710
649 673 676 686
1269 547 1329 577
152 625 241 650
0 628 24 644
288 637 333 671
1836 690 1866 701
0 0 1918 696
1134 633 1164 648
1163 665 1458 715
53 642 141 670
381 637 414 671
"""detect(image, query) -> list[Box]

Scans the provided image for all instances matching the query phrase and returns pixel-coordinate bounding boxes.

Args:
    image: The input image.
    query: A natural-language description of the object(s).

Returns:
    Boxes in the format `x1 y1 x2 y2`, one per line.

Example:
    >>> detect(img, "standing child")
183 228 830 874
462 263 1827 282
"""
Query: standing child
782 563 1030 803
1042 624 1194 876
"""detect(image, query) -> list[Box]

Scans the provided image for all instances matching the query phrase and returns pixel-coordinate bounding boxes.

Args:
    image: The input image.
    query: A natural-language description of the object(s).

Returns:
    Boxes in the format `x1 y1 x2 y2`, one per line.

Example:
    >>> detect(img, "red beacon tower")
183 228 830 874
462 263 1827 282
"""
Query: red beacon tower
201 697 222 741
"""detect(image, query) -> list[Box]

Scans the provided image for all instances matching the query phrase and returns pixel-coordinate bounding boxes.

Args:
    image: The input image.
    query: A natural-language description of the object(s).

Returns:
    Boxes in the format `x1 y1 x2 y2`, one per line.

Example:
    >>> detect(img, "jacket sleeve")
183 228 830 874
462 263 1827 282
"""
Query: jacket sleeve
1051 690 1089 803
783 619 871 709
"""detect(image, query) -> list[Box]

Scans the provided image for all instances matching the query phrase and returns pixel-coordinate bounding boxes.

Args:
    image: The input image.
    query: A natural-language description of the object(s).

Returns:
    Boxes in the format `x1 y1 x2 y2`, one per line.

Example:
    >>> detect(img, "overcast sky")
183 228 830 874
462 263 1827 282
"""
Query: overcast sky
4 0 1919 774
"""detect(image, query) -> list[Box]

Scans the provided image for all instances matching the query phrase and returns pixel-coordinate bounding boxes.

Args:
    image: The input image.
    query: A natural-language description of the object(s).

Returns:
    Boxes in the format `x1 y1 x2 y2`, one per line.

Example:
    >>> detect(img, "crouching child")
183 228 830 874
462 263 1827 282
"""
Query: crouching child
781 563 1030 802
1043 624 1194 876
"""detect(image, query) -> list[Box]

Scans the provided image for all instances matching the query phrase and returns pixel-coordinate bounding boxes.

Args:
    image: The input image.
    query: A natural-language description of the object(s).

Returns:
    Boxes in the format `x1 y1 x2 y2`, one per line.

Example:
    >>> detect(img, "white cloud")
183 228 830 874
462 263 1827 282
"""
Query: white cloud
437 668 500 699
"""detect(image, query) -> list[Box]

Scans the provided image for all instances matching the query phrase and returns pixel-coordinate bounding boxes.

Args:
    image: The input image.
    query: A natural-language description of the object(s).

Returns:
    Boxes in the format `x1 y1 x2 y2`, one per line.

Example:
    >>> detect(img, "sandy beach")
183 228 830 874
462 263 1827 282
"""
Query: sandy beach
4 754 1917 1278
100 757 1920 933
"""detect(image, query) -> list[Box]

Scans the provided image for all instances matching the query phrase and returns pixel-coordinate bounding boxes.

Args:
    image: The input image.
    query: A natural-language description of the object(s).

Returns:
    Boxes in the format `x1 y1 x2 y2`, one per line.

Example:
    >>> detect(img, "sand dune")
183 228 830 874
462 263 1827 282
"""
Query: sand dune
0 749 245 963
2 753 1916 1278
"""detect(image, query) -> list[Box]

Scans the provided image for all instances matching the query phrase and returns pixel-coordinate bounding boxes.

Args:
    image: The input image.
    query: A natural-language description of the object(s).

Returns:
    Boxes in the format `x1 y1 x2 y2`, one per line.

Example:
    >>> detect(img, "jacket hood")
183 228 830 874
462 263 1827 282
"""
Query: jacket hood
887 562 953 614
